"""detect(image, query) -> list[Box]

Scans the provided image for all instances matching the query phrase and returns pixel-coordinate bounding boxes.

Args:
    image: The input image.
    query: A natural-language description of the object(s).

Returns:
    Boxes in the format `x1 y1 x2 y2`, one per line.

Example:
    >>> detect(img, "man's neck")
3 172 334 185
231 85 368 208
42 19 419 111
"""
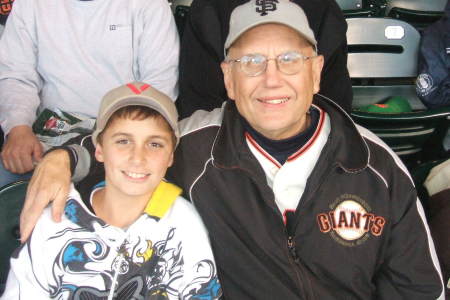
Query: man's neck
242 107 321 165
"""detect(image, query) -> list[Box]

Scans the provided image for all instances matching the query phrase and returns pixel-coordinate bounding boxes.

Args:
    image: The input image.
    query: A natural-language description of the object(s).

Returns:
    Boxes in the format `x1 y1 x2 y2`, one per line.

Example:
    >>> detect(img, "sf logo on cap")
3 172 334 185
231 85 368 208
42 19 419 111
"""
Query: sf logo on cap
256 0 278 16
0 0 14 16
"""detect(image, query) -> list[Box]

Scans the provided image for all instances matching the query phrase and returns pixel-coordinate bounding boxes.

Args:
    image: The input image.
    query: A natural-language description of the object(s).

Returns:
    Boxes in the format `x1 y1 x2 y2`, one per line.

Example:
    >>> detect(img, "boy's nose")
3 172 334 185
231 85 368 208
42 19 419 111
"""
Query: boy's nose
130 146 146 163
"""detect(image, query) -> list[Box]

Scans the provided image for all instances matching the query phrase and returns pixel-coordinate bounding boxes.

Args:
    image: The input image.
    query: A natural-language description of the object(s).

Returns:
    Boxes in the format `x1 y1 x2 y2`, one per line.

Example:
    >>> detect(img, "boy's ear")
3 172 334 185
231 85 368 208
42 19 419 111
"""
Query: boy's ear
167 151 174 168
95 144 105 163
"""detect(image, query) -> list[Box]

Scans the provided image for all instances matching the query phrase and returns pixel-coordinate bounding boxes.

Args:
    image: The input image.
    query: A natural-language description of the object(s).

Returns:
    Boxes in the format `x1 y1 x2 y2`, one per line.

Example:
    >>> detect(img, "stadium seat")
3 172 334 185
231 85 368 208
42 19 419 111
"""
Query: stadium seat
171 0 192 37
351 109 450 166
0 181 28 296
336 0 387 17
347 17 450 166
335 0 368 16
347 17 423 108
385 0 447 30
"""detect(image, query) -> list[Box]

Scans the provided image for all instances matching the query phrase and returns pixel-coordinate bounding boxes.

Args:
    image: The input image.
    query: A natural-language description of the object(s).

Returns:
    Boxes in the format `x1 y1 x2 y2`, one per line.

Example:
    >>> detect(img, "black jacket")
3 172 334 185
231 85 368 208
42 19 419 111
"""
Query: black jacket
169 96 443 299
176 0 352 118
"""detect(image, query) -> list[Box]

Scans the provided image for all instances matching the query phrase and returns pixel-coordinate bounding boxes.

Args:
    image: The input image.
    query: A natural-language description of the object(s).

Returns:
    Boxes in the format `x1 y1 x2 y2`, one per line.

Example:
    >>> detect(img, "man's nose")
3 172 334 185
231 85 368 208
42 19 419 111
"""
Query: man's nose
263 60 283 87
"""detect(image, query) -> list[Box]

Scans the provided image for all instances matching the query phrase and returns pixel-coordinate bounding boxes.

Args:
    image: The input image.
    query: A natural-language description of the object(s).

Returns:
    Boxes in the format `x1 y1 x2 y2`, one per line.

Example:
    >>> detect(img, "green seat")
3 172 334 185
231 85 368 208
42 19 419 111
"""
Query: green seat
0 181 28 295
346 17 450 166
385 0 447 30
171 0 192 37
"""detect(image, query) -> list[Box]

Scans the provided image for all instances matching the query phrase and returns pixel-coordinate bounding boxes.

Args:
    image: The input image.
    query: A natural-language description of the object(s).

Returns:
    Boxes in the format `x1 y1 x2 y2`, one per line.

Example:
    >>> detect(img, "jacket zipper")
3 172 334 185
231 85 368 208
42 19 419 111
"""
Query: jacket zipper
287 236 300 263
237 167 317 299
285 230 315 300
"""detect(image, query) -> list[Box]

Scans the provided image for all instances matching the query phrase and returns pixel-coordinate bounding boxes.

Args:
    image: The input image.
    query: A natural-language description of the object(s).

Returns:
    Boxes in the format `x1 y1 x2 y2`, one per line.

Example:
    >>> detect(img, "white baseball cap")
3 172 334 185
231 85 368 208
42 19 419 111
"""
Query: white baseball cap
225 0 317 51
92 82 179 146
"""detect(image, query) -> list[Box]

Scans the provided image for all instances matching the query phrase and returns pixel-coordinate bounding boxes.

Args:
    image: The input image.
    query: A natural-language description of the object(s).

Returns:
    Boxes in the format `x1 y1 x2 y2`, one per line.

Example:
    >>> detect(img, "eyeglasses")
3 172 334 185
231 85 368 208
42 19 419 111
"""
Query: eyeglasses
225 51 316 77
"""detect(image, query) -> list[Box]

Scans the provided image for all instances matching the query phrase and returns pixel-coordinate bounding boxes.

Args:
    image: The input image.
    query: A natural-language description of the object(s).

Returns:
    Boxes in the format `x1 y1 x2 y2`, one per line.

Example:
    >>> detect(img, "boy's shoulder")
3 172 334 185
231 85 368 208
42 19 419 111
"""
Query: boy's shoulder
168 196 206 230
171 195 199 216
34 185 91 234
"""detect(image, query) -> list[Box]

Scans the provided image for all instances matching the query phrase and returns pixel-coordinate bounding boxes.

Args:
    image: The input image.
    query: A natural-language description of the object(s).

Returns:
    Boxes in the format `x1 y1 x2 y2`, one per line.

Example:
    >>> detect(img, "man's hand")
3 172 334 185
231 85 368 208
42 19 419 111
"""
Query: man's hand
1 125 43 174
20 149 71 242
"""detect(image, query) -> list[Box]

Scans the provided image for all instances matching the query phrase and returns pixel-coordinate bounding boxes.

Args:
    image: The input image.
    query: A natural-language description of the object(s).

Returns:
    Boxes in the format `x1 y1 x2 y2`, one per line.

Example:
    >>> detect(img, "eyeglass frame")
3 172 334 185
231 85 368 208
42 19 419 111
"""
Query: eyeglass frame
224 51 318 77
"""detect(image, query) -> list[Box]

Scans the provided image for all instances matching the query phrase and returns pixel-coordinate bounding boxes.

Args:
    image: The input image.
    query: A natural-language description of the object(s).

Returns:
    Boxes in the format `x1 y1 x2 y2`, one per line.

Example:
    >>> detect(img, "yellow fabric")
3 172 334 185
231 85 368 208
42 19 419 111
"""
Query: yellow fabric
144 181 182 219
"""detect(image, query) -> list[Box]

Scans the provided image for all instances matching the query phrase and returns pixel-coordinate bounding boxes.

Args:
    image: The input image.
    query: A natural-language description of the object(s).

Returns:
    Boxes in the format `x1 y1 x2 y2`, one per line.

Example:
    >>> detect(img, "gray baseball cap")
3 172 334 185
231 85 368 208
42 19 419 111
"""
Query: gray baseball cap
224 0 317 51
92 82 179 146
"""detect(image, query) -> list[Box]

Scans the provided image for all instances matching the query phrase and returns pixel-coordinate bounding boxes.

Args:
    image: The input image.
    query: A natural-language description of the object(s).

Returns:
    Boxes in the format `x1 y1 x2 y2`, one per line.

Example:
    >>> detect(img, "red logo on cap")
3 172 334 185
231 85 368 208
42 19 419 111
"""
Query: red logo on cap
126 83 150 94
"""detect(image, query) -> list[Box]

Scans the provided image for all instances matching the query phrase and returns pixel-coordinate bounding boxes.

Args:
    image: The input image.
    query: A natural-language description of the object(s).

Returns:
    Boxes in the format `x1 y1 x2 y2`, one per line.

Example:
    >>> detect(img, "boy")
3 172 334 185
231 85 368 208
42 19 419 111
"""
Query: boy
1 82 221 299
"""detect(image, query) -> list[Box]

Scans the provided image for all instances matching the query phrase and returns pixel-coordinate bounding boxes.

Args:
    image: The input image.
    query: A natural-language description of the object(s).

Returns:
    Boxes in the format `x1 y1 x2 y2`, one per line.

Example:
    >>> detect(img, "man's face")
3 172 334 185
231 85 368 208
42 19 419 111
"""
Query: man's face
221 24 324 140
95 116 174 201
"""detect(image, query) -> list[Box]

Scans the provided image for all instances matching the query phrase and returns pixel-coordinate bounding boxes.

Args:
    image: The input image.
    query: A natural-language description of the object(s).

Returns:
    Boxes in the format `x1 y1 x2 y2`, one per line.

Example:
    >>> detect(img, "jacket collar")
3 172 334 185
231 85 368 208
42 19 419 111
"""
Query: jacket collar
212 95 369 173
143 181 182 220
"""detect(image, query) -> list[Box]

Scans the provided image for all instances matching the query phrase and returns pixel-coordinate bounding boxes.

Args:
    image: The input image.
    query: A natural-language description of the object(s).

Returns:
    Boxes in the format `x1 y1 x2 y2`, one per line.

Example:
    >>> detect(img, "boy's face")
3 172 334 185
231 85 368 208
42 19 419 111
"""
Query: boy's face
94 116 174 200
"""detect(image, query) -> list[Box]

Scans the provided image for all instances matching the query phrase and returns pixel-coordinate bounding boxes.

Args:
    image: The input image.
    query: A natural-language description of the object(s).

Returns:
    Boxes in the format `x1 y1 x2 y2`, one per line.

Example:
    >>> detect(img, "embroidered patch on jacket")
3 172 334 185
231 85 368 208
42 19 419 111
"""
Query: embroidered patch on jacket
316 194 386 247
416 73 434 97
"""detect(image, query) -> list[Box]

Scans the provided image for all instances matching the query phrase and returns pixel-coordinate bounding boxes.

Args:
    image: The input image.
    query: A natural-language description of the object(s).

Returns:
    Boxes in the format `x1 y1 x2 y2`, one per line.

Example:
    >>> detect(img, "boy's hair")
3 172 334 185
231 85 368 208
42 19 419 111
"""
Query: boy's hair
96 105 177 148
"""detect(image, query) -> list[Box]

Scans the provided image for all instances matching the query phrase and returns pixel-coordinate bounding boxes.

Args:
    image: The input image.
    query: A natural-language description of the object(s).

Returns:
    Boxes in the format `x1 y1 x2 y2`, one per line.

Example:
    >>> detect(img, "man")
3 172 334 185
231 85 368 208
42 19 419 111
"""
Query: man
176 0 352 118
21 0 444 298
0 0 179 187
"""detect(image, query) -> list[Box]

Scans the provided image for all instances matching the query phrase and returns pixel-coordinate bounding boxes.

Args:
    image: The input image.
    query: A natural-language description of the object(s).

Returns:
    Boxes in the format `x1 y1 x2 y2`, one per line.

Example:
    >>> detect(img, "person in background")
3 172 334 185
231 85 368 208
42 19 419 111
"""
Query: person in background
0 0 179 187
424 158 450 298
20 0 444 298
1 82 221 299
176 0 352 118
0 0 14 147
416 0 450 109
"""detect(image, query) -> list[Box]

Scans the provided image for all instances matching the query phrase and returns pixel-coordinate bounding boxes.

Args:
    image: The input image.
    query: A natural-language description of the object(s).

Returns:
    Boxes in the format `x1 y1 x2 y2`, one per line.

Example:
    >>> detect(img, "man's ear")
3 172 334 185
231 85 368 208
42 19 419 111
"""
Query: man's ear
221 61 236 100
312 55 324 94
94 144 105 163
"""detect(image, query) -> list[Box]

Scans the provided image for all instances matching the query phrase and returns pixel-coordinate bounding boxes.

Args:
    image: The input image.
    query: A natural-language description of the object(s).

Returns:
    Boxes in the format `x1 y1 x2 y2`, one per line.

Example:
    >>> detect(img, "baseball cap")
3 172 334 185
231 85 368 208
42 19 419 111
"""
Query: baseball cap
92 82 179 146
224 0 317 51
